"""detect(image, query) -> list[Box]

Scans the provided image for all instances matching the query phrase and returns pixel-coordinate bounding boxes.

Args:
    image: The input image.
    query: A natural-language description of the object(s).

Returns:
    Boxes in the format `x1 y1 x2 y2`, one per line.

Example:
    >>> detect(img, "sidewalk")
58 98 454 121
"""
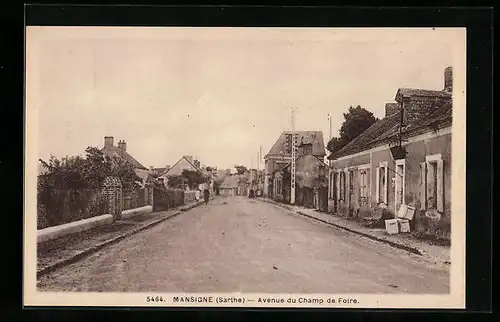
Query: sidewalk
37 198 215 278
260 198 450 265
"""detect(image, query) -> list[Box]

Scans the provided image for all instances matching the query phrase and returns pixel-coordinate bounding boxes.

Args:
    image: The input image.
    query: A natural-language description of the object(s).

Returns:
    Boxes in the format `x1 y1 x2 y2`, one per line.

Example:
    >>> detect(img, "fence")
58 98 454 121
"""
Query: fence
153 187 185 212
37 187 108 230
37 175 151 230
123 187 149 211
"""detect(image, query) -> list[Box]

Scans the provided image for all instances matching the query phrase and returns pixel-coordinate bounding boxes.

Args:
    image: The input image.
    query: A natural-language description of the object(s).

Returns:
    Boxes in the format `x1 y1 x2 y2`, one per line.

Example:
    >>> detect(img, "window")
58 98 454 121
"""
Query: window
285 134 292 154
302 144 313 155
339 171 347 201
395 159 406 211
420 154 444 212
376 162 389 204
360 170 368 198
329 171 335 199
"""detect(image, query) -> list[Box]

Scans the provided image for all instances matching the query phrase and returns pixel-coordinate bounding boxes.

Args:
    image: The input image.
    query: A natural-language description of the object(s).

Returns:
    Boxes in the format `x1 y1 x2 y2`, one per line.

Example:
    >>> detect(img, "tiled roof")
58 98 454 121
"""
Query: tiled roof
265 131 325 159
281 154 328 170
134 169 150 182
329 98 452 160
329 114 400 159
161 156 209 177
396 88 452 99
374 99 452 144
152 167 167 174
102 146 148 170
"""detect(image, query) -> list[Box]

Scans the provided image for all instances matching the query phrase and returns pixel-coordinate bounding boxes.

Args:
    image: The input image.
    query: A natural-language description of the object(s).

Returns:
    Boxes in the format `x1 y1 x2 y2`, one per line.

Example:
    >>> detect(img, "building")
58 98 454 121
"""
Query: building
278 154 329 209
219 175 239 196
100 136 151 187
159 156 211 189
149 165 170 178
327 67 453 239
264 131 326 200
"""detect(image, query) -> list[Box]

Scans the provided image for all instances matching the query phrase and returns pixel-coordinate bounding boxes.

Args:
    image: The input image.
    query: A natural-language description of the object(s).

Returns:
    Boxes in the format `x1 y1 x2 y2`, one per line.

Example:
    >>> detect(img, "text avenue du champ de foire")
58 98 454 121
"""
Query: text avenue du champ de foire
169 295 359 305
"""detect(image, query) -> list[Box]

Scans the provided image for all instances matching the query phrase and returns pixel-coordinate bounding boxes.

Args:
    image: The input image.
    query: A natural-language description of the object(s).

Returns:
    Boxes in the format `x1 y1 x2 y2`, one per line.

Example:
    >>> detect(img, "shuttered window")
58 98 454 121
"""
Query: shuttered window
422 154 445 213
360 170 368 198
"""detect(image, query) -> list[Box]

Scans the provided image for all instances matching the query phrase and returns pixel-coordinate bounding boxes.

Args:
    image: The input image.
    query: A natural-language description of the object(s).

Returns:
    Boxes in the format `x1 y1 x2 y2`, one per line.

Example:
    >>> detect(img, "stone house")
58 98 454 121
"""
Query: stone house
159 155 210 189
264 131 326 199
149 165 170 178
100 136 152 186
327 67 453 239
278 154 329 209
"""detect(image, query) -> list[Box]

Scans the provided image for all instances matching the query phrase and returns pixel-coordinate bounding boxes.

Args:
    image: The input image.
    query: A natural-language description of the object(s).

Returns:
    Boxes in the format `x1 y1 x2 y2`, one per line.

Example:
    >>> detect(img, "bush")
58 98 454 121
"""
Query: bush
153 183 185 211
37 187 107 229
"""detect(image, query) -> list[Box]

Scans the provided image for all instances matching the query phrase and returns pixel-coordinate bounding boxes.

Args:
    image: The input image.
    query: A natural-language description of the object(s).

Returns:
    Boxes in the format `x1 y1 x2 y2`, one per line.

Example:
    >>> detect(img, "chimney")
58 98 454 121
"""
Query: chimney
118 140 127 152
385 103 400 117
104 136 114 149
165 165 170 172
444 66 453 92
194 160 200 168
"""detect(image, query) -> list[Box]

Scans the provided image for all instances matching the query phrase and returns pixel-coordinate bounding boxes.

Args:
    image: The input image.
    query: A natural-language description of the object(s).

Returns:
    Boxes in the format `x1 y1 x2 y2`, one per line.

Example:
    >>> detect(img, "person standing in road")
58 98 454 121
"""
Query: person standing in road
203 188 210 205
195 188 201 202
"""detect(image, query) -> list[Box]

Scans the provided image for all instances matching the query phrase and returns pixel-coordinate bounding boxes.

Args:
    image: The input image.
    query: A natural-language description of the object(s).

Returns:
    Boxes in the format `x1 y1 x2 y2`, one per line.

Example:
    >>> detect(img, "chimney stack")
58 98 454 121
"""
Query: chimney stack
444 66 453 92
385 103 400 117
118 140 127 152
104 136 114 149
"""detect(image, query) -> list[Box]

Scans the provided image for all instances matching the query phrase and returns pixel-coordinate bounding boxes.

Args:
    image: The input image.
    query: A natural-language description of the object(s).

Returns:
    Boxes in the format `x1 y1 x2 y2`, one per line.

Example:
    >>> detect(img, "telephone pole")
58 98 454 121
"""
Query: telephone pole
291 108 297 205
250 155 253 190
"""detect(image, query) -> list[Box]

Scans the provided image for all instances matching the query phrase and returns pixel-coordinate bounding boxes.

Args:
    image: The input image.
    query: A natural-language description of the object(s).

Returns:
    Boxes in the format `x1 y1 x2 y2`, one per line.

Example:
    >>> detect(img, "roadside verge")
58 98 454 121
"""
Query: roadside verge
259 198 445 259
37 197 216 279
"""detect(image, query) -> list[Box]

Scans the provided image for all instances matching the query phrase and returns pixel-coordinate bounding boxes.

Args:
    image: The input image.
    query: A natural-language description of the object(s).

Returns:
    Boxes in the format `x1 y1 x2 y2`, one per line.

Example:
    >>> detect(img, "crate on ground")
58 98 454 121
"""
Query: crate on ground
385 219 399 235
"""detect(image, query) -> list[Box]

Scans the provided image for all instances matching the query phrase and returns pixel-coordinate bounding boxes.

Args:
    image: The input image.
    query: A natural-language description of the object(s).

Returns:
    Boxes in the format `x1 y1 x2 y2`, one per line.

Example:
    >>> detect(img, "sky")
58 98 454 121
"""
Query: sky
27 27 462 170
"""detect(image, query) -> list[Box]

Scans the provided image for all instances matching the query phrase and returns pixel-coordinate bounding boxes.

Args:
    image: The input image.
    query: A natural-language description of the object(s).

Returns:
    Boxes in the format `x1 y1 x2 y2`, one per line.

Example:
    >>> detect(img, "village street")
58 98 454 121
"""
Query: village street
37 197 449 294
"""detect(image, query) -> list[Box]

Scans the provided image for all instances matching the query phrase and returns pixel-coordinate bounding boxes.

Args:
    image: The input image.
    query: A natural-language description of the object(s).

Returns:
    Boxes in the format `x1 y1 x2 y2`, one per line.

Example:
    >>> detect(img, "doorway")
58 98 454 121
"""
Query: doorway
332 172 338 213
348 169 355 216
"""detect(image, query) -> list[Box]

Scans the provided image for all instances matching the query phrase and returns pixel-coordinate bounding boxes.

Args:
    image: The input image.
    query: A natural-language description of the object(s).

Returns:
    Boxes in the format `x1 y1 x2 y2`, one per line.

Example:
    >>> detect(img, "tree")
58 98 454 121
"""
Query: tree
181 169 208 189
234 165 248 175
167 175 184 189
38 146 141 190
326 105 378 154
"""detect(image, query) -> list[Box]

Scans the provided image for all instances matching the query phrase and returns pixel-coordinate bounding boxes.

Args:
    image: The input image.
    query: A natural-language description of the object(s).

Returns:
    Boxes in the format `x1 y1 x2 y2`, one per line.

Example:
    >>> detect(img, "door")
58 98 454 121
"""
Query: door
333 172 338 212
348 169 355 216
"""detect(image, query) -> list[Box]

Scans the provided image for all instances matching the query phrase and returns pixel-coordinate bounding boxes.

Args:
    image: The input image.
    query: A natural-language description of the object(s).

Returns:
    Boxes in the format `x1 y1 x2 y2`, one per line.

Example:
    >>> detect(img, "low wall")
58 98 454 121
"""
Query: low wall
184 190 198 204
37 213 114 244
121 205 153 220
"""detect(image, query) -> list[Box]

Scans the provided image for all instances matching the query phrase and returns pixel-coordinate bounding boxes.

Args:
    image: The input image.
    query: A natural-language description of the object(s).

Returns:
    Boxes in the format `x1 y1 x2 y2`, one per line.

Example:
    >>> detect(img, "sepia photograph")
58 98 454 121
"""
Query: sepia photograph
24 27 466 308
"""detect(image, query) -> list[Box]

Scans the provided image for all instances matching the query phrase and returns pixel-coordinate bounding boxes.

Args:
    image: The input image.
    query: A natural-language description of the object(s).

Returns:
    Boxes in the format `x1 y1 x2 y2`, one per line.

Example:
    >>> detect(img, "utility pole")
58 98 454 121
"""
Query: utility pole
291 108 297 205
257 151 260 190
250 155 253 191
260 146 263 191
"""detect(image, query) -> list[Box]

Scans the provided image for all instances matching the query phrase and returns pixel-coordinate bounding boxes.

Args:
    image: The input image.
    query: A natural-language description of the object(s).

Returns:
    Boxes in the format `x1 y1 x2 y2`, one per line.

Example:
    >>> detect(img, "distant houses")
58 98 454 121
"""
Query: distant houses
219 175 239 196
